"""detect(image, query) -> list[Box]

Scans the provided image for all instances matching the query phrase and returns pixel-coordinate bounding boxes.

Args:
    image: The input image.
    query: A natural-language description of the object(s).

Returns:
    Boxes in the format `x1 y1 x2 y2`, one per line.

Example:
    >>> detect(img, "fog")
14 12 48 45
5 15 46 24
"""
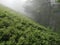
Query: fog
0 0 55 13
0 0 27 13
0 0 60 32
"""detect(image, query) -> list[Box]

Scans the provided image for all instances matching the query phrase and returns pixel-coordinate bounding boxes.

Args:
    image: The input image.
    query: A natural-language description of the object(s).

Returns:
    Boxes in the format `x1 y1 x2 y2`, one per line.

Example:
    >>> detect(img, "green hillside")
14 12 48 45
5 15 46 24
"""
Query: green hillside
0 5 60 45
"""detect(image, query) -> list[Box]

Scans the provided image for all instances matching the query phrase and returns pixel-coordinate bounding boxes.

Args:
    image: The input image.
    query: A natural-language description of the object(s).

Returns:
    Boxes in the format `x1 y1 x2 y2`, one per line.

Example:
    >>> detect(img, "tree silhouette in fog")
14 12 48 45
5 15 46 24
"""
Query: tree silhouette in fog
24 0 51 27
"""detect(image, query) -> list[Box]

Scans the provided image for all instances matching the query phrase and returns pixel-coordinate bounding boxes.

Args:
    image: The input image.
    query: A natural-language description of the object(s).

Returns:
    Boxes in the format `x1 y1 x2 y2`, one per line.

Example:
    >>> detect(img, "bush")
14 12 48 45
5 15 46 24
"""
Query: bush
0 5 60 45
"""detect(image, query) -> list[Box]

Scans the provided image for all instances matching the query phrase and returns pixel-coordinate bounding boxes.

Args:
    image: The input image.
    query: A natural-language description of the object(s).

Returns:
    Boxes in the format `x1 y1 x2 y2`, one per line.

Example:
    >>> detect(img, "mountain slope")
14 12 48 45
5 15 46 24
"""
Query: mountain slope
0 5 60 45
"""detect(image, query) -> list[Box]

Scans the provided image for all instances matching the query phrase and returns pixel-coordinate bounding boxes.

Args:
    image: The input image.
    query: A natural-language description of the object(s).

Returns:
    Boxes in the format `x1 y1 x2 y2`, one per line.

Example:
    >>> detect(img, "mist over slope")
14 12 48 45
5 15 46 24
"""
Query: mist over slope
0 5 60 45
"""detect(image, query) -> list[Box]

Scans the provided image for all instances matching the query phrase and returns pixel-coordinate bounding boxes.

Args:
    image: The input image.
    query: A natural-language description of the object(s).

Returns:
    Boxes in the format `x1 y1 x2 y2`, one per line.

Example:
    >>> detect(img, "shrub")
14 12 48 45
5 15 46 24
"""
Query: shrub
0 5 60 45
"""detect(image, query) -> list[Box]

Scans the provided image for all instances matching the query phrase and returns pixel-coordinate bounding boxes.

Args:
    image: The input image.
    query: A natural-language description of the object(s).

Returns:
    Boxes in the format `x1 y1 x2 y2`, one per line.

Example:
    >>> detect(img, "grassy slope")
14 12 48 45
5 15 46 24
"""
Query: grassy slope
0 5 60 45
0 4 48 31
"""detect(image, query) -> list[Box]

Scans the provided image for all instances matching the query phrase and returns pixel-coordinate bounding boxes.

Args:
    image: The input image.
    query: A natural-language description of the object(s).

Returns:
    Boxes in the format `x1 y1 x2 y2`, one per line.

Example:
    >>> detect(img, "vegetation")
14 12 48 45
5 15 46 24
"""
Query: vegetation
57 0 60 2
0 5 60 45
25 0 60 33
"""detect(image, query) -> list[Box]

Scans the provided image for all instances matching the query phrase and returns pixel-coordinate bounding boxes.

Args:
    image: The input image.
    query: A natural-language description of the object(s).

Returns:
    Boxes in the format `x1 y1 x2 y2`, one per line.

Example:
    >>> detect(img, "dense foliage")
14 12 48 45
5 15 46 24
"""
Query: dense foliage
0 5 60 45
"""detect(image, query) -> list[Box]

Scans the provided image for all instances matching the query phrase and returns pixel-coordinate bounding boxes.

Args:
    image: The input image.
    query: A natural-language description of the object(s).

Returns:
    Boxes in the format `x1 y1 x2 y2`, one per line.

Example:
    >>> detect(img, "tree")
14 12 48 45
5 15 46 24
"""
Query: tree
24 0 52 27
51 0 60 32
